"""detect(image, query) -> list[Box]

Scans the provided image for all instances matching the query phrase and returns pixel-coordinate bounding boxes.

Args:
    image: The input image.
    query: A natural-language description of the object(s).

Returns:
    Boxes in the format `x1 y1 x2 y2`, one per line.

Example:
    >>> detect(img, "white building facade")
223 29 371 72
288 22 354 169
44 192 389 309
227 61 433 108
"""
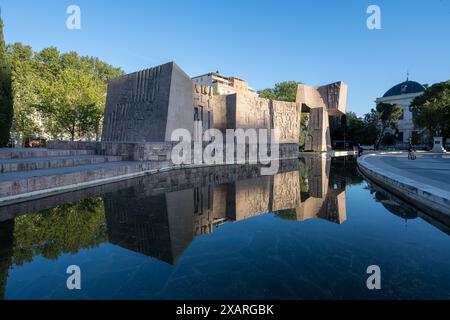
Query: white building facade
375 80 425 144
192 72 257 96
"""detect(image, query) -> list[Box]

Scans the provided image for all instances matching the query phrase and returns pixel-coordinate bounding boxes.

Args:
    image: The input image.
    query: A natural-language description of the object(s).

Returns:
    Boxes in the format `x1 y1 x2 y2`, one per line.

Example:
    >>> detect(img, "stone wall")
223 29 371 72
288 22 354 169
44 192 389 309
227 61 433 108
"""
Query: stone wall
272 100 301 144
296 81 348 151
193 84 214 139
46 140 99 150
305 107 332 152
210 93 300 145
47 139 298 162
272 171 301 211
102 62 193 142
47 140 175 161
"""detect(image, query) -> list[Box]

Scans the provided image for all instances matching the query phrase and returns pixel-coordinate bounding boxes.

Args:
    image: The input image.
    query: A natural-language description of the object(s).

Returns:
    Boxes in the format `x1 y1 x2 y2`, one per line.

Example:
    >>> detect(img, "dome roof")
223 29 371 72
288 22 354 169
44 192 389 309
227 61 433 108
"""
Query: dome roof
383 80 425 97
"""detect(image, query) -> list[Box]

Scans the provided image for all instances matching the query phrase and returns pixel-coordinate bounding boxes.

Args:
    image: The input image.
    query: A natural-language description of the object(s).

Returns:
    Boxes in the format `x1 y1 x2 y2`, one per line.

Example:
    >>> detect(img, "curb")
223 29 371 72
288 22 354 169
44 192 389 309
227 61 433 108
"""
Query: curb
357 154 450 216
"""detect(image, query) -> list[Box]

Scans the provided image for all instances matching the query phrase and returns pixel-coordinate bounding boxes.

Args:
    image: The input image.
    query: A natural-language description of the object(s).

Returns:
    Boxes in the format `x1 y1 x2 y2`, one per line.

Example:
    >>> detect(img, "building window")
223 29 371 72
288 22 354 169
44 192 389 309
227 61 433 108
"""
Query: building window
397 131 404 142
399 108 404 120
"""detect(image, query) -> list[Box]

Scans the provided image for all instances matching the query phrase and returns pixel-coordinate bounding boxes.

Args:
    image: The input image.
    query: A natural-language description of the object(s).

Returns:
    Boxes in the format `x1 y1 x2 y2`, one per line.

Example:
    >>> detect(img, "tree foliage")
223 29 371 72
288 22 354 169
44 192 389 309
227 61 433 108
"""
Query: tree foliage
329 111 370 145
0 17 13 146
36 68 107 140
410 80 450 139
258 81 309 146
258 80 300 102
369 103 402 149
11 197 107 266
6 42 123 142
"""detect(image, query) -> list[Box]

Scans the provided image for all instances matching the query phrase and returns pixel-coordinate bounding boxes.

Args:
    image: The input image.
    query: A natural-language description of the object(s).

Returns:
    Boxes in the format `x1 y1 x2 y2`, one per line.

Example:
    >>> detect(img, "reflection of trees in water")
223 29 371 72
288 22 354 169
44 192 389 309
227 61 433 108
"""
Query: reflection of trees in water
366 179 450 236
0 220 14 300
0 197 107 299
9 197 107 266
274 209 297 221
298 159 309 193
371 188 418 220
0 198 108 299
329 156 364 189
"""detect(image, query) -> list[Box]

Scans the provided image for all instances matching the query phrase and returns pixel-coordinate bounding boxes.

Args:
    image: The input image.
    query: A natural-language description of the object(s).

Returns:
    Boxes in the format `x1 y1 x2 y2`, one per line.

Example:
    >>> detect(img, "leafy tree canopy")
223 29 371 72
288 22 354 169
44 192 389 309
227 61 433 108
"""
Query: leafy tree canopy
0 17 13 146
258 81 301 102
6 41 124 142
410 80 450 138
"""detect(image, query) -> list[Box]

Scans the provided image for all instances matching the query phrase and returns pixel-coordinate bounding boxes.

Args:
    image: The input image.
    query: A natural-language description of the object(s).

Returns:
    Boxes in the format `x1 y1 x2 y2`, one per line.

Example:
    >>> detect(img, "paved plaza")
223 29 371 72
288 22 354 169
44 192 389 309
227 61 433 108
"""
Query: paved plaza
364 153 450 191
358 152 450 215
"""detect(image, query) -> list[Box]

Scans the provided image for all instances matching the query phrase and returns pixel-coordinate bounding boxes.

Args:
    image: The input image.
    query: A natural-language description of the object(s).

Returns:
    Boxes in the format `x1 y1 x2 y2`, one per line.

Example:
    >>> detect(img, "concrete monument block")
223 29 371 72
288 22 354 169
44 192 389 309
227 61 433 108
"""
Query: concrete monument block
102 62 193 143
296 81 348 152
272 100 301 144
306 107 332 152
233 176 271 221
296 81 347 116
272 171 301 211
295 157 347 224
226 94 271 131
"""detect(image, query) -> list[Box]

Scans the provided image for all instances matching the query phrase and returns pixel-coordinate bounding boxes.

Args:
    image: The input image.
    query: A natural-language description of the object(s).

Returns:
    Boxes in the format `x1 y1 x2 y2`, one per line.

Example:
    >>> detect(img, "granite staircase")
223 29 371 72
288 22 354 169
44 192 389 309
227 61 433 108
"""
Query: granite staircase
0 148 167 206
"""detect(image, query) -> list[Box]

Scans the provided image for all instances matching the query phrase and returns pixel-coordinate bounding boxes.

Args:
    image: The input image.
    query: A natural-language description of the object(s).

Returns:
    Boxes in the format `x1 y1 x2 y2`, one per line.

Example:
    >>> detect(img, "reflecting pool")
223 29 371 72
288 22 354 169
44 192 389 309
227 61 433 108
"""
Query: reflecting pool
1 157 450 299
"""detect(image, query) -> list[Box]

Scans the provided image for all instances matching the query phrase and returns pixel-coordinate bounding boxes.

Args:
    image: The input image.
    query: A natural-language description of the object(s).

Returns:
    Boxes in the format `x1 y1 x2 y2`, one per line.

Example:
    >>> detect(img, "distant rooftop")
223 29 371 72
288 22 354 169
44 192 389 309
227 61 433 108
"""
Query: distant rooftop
383 80 425 97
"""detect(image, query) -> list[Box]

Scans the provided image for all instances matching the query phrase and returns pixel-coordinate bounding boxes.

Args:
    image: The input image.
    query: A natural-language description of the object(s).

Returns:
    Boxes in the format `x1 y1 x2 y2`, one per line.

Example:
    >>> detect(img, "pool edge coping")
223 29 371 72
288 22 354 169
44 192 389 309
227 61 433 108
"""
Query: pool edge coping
357 153 450 216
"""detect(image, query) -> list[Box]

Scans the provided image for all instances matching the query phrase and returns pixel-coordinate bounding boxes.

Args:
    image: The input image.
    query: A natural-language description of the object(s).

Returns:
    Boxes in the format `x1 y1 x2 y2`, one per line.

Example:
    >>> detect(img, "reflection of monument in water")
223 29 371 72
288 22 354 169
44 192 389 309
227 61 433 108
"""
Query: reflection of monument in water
296 158 347 224
103 158 347 265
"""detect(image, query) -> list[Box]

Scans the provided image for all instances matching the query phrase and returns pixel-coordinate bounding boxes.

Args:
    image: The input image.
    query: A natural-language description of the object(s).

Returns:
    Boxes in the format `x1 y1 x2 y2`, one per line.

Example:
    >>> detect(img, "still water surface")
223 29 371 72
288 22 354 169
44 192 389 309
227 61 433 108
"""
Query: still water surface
0 157 449 299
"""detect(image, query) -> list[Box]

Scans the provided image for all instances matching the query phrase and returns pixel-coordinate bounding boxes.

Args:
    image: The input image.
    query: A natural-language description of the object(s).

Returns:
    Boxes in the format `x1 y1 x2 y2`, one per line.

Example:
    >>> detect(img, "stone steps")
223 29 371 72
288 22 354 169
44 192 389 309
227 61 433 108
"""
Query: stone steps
0 148 96 160
0 155 123 173
0 160 171 200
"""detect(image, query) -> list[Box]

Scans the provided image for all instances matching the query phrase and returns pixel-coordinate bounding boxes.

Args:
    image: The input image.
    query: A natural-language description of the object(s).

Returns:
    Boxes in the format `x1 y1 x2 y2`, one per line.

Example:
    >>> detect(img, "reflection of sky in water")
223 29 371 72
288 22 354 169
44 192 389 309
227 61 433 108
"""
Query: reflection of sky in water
1 158 450 300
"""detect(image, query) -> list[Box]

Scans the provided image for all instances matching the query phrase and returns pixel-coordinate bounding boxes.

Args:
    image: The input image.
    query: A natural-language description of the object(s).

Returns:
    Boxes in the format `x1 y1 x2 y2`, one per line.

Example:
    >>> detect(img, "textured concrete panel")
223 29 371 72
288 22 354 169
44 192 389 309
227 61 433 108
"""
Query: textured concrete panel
233 176 271 221
272 100 300 144
165 64 194 141
296 81 347 116
234 94 271 130
306 107 332 152
272 171 300 211
296 81 347 151
102 62 193 143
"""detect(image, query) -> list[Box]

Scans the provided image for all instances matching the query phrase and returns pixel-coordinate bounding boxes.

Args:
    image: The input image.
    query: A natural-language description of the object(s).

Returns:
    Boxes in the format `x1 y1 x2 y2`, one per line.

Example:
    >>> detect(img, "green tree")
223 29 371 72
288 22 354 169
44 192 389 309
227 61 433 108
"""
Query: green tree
257 88 276 100
6 44 123 142
0 17 13 146
365 103 402 149
410 80 450 141
11 197 107 266
7 43 41 140
258 80 300 102
330 111 369 146
346 112 367 144
258 81 309 147
36 68 107 140
33 47 61 81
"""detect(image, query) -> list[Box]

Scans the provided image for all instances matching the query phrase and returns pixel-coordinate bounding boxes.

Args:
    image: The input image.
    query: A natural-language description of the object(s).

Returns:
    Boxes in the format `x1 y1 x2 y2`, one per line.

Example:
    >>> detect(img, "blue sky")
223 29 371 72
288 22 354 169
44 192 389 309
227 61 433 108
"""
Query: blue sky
1 0 449 116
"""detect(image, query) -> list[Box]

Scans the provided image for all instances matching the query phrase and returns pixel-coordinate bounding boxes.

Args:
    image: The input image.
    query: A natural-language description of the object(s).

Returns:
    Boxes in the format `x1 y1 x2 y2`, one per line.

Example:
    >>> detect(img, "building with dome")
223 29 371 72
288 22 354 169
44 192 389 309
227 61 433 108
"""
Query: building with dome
375 78 426 144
